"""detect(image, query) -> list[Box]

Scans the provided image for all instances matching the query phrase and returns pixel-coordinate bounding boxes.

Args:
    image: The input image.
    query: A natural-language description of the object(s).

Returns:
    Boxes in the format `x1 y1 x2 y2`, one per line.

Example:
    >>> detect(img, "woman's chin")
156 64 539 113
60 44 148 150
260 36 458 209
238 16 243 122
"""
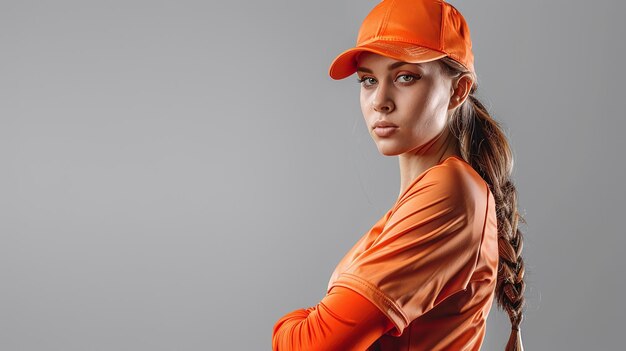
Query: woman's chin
375 144 402 156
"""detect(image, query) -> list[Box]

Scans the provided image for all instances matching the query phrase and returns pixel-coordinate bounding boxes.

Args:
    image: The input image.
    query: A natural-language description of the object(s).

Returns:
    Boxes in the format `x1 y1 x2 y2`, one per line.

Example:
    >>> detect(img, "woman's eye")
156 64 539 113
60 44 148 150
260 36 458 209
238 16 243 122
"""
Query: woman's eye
397 74 420 83
358 77 377 87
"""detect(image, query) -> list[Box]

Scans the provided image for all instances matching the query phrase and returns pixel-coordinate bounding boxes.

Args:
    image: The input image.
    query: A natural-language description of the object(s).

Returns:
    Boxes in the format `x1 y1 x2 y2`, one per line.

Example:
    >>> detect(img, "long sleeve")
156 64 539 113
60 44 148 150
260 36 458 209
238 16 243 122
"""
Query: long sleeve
272 285 394 351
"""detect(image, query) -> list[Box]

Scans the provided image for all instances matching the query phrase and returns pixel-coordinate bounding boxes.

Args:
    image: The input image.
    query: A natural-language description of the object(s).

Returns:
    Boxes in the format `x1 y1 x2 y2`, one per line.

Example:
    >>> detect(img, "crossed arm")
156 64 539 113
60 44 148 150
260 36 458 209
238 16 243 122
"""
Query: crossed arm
272 285 395 351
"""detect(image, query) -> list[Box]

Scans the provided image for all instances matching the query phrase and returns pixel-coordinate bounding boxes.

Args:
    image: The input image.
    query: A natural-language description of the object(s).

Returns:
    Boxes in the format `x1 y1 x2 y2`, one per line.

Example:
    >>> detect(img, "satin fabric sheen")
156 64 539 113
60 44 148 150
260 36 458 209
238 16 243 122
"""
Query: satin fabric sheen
273 156 498 350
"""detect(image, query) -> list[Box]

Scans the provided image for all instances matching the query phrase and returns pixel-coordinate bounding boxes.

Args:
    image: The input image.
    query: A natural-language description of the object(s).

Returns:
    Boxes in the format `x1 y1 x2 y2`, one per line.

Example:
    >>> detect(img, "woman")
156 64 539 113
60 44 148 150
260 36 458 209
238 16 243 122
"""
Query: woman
272 1 526 350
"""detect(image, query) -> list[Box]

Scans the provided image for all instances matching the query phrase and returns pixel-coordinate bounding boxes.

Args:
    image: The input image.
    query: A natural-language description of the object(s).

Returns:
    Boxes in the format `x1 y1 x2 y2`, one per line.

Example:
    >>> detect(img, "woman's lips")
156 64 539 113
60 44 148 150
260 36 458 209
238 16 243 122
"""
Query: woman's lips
373 126 398 137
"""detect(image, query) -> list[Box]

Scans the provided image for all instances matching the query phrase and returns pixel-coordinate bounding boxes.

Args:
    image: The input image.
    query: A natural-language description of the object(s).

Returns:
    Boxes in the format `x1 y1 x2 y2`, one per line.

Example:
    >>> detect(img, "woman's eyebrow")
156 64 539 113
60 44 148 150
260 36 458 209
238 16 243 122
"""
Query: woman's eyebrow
356 61 422 73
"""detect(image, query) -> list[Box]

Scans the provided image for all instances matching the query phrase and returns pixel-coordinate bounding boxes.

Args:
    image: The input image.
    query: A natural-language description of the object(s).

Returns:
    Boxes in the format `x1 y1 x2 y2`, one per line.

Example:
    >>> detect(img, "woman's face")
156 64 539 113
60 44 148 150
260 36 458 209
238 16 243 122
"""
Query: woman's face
356 52 456 157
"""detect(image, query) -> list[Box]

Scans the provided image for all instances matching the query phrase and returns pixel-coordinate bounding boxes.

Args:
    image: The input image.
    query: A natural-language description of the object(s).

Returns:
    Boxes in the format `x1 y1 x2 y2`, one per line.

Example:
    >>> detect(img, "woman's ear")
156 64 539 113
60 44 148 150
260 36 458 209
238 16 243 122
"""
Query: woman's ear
448 74 474 110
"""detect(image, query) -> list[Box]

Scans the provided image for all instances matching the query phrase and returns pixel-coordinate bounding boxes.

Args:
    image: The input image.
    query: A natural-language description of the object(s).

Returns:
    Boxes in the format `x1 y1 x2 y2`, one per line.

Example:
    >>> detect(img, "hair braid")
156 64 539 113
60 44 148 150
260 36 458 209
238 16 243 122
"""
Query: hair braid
439 57 527 351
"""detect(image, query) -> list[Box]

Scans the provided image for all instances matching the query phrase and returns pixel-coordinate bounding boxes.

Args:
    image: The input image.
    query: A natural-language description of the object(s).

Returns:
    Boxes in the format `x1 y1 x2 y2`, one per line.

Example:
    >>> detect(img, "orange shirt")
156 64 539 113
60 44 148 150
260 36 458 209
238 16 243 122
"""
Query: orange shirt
273 155 498 350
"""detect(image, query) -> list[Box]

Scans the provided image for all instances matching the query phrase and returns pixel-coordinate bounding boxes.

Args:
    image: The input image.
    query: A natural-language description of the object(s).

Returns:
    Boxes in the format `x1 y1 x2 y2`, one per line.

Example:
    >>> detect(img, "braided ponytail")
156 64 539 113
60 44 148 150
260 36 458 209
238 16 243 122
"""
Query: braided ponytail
439 57 527 351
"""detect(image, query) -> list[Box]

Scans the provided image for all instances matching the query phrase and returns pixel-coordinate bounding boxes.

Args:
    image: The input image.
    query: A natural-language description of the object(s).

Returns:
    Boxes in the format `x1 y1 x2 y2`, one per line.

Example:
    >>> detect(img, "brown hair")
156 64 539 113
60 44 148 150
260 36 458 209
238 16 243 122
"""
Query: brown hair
438 57 527 351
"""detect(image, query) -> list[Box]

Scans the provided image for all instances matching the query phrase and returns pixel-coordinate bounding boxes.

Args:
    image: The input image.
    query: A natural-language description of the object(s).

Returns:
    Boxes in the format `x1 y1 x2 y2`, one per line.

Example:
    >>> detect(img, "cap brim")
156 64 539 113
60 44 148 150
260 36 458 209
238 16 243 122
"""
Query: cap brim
328 41 448 80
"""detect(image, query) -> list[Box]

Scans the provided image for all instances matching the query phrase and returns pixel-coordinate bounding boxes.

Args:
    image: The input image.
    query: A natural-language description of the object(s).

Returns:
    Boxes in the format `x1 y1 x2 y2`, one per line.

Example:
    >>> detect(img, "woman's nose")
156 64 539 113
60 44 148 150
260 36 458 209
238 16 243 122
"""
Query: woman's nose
372 85 395 113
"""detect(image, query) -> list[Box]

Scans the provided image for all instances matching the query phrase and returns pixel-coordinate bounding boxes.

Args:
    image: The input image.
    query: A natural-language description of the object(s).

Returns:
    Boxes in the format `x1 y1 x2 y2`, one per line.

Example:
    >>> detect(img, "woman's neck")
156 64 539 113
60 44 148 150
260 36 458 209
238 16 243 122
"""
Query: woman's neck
397 128 461 200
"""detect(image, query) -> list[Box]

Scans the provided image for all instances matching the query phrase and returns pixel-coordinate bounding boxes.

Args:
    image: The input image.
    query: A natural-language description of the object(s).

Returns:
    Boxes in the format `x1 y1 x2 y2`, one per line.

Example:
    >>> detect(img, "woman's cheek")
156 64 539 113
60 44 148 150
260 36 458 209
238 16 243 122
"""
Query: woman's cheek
359 92 371 115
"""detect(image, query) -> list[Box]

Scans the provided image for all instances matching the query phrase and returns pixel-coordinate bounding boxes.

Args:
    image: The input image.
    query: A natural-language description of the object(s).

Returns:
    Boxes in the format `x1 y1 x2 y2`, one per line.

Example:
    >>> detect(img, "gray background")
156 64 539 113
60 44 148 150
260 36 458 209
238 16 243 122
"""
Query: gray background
2 0 624 350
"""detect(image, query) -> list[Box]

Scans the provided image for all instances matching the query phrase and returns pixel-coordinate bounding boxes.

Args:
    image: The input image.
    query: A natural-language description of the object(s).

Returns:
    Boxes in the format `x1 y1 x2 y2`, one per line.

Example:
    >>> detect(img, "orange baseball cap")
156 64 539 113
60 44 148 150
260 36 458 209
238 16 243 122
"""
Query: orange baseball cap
328 0 474 80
